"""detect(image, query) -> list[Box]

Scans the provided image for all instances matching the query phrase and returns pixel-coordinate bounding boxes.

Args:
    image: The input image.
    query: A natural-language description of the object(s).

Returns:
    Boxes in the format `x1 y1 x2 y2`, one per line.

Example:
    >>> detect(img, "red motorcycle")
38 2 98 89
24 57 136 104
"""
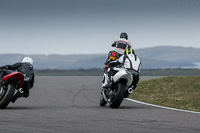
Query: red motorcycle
0 72 24 109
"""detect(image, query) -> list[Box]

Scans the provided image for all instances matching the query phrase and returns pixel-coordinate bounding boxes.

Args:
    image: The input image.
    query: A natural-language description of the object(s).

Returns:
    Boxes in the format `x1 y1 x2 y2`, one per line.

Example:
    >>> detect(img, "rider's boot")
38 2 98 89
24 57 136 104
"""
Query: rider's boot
12 85 30 103
132 84 137 90
23 87 29 98
11 90 24 103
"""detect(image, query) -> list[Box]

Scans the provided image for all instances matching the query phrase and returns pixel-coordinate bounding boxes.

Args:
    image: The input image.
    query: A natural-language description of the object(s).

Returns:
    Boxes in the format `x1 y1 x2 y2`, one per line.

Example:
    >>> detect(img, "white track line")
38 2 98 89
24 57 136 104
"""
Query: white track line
126 98 200 115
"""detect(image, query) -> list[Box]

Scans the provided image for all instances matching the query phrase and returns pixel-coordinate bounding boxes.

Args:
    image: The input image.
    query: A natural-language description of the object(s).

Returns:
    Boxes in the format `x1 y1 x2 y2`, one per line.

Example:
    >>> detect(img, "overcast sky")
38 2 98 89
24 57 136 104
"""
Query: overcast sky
0 0 200 55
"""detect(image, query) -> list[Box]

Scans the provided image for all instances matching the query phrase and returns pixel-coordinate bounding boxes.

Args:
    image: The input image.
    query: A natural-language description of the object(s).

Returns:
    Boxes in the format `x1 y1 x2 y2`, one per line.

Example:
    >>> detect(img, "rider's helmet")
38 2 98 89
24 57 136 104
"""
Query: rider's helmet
22 57 33 65
120 32 128 40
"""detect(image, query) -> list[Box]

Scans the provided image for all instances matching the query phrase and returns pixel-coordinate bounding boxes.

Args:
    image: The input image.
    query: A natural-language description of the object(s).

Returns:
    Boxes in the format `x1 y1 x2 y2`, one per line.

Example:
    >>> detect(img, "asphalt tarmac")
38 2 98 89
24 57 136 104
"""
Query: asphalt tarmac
0 76 199 133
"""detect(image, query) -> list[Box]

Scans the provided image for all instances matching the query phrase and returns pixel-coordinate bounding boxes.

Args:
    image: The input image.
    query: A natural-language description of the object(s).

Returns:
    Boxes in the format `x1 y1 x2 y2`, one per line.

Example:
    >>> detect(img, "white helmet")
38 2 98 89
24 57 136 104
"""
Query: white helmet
22 57 33 65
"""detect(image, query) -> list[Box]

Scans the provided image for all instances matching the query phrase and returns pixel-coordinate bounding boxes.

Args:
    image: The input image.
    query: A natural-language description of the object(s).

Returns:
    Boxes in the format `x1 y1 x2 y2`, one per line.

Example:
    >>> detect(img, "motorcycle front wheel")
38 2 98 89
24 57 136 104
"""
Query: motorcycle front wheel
99 92 107 106
0 84 15 109
109 82 126 108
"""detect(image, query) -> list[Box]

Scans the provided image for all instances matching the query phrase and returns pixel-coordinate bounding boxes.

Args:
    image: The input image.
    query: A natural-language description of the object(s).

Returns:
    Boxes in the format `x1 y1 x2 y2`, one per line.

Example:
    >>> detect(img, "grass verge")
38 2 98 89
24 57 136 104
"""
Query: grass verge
130 76 200 112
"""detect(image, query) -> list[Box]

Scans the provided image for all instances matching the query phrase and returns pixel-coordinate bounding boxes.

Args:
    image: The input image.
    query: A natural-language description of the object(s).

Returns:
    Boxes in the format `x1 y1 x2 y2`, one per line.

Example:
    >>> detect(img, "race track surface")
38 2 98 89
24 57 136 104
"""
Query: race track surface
0 76 200 133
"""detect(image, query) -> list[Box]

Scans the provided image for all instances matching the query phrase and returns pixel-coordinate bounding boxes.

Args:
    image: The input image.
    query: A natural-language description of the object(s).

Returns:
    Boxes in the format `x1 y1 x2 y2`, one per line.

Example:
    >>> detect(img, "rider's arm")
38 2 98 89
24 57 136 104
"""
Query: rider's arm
6 63 21 70
0 65 10 69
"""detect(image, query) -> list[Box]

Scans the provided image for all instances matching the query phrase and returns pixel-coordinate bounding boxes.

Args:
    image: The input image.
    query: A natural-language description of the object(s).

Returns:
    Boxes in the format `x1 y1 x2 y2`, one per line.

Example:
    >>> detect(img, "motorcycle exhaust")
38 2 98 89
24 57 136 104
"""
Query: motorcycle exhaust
128 88 133 94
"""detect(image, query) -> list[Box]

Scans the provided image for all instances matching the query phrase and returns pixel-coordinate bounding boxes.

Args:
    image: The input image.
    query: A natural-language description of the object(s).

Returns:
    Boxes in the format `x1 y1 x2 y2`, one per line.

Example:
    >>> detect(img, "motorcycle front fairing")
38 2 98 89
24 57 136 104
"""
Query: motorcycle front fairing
3 72 24 89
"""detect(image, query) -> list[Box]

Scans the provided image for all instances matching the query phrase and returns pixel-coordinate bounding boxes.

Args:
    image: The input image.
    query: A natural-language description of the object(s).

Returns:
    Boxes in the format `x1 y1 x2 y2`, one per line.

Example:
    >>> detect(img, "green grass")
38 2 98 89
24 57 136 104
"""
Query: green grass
130 76 200 112
140 69 200 76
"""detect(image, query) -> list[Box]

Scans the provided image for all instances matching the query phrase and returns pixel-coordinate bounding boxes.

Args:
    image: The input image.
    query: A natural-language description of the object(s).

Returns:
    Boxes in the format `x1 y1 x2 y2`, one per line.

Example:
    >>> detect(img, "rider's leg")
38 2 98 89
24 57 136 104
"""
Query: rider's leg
12 81 30 103
22 82 30 98
132 74 140 90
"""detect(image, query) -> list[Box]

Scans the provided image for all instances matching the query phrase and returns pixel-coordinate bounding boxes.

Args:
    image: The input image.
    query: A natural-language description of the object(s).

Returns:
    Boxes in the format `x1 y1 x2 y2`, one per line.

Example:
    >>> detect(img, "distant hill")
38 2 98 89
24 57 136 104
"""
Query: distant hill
0 54 107 69
136 46 200 69
0 46 200 69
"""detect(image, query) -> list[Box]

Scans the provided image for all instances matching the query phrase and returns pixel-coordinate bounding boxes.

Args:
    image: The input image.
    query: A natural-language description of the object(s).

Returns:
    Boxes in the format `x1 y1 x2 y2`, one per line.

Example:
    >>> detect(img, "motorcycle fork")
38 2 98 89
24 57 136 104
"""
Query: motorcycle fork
102 84 117 102
101 88 109 102
0 86 5 96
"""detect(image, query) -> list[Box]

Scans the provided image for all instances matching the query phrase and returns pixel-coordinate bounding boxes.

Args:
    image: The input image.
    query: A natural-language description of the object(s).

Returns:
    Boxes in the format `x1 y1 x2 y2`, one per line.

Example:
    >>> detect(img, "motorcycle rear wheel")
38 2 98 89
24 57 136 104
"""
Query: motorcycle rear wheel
109 82 126 108
0 84 15 109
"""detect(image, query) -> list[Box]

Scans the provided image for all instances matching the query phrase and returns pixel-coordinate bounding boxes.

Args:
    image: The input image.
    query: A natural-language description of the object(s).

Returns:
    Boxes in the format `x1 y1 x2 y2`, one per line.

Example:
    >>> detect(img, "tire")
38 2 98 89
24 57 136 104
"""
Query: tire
0 84 15 109
109 82 126 108
99 92 107 106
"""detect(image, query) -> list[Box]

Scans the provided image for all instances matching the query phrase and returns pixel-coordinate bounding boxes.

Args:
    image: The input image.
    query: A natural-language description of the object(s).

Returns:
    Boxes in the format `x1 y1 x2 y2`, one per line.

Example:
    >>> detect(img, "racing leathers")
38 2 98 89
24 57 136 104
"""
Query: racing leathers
118 49 141 90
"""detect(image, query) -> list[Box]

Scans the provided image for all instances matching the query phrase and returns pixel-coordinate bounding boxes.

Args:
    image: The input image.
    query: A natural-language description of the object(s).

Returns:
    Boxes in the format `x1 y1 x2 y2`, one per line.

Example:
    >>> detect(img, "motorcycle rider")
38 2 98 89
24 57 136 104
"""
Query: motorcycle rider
119 48 141 91
0 57 35 103
104 48 141 91
105 32 132 65
104 32 132 88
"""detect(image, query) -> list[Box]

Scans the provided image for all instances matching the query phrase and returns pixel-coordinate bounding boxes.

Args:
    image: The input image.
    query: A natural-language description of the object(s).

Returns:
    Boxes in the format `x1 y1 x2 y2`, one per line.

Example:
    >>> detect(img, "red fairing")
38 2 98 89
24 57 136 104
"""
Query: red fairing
3 72 24 88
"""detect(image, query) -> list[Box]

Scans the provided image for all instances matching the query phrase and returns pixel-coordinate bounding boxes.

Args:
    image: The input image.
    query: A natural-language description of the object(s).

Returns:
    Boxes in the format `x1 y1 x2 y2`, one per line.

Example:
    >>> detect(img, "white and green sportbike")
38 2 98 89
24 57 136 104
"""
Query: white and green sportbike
100 50 141 108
